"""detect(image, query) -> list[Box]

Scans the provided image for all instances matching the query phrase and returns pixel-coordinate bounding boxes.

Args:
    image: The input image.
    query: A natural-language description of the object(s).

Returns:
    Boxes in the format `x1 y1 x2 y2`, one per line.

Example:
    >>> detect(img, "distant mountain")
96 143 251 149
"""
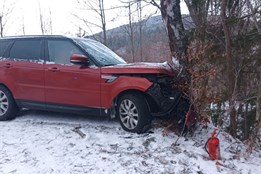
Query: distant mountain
87 15 193 63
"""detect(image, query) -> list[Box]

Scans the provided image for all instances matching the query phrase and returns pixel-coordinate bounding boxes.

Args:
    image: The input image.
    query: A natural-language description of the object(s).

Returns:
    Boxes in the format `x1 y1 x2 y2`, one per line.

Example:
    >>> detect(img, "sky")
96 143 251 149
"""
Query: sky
1 0 189 36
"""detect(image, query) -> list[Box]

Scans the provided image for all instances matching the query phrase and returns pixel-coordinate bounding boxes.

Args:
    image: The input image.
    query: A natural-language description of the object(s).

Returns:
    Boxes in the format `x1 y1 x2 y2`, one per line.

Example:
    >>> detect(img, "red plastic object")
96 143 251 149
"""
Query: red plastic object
205 129 221 160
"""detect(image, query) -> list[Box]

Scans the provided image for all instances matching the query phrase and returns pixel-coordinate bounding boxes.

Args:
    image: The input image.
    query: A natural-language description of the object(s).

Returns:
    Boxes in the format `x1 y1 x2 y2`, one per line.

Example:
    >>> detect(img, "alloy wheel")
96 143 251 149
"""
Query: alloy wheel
119 99 139 130
0 90 9 116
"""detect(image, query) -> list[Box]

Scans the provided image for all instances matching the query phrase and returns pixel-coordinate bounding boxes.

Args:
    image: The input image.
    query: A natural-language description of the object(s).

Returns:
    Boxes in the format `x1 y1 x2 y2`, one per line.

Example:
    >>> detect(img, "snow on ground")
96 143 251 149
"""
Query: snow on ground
0 110 260 174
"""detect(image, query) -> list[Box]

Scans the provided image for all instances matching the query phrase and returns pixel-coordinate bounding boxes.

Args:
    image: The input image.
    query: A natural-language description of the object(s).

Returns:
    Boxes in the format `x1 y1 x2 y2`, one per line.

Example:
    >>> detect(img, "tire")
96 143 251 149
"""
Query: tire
117 93 151 133
0 86 18 121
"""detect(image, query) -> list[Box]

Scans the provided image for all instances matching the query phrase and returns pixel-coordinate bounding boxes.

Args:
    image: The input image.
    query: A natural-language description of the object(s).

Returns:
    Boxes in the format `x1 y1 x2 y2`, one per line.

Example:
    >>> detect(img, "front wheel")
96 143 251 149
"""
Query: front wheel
0 86 18 121
117 93 151 133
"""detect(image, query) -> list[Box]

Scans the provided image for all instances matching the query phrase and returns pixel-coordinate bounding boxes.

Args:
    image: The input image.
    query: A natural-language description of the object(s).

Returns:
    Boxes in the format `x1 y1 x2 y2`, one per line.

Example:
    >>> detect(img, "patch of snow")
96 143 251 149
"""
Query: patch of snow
0 111 260 174
46 61 56 64
172 56 180 68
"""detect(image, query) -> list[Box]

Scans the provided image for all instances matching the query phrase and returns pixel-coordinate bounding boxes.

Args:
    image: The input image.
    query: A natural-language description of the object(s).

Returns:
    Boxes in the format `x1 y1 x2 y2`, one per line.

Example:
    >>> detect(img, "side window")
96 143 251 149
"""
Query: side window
47 40 84 64
0 40 13 57
10 40 42 60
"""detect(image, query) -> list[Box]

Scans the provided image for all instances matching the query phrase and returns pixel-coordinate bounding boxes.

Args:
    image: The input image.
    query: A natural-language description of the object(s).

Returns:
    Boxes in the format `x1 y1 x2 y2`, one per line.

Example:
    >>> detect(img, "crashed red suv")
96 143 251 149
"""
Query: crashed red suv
0 35 191 133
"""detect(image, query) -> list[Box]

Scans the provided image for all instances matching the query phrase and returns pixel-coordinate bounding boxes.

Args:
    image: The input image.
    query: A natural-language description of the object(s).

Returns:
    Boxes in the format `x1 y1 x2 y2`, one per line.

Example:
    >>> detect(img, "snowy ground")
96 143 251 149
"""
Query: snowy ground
0 110 260 174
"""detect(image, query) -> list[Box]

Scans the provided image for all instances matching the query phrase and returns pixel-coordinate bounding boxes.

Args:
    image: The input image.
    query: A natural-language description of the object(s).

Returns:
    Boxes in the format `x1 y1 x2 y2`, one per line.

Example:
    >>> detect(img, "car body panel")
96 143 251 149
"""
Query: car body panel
100 75 153 108
101 62 173 75
44 63 101 108
0 59 45 102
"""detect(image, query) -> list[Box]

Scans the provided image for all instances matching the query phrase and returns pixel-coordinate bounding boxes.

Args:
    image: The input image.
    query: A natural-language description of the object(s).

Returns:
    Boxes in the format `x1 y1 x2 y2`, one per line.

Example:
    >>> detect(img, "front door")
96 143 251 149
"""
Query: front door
44 39 101 109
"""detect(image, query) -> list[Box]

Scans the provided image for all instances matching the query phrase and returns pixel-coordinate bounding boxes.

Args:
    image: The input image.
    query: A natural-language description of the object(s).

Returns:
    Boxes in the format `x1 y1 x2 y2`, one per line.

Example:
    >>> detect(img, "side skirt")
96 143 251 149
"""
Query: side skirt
16 100 106 116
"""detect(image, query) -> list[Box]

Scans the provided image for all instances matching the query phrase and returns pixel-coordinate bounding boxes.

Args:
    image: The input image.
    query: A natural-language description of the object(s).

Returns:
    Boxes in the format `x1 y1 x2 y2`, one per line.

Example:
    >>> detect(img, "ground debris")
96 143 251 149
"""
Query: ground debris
71 126 86 138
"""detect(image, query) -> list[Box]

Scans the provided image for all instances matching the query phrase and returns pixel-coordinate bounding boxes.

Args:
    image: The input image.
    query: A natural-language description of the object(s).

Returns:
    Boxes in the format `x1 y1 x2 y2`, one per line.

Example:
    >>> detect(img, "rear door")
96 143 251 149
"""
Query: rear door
44 39 101 109
1 38 45 103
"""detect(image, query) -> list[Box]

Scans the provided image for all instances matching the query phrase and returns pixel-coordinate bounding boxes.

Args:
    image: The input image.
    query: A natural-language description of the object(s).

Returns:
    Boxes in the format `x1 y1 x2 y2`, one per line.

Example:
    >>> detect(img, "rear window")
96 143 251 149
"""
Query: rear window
9 40 42 60
0 40 13 57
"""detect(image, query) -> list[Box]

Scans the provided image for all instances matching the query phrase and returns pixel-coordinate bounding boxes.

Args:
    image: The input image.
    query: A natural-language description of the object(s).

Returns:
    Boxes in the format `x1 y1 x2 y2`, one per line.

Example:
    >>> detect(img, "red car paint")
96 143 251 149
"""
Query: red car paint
0 36 174 112
101 62 173 75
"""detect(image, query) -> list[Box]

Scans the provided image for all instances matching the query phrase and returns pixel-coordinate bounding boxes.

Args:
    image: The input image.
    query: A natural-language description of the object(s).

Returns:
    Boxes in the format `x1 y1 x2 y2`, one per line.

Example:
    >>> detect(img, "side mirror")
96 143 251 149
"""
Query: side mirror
70 54 89 65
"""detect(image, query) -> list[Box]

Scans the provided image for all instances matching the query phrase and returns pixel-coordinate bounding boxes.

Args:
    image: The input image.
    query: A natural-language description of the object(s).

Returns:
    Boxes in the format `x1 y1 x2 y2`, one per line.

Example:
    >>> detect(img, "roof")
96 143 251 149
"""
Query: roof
0 35 73 40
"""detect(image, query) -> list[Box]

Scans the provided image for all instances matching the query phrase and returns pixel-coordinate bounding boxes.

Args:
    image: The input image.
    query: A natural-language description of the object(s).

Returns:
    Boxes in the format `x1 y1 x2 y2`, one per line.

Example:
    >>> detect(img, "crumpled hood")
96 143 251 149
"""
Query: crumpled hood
101 62 174 75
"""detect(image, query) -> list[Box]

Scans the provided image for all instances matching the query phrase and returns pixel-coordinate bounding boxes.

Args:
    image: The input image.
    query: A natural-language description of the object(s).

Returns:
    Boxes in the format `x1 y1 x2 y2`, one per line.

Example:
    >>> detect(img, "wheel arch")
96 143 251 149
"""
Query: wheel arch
0 83 18 105
0 83 14 97
0 83 19 120
112 89 159 116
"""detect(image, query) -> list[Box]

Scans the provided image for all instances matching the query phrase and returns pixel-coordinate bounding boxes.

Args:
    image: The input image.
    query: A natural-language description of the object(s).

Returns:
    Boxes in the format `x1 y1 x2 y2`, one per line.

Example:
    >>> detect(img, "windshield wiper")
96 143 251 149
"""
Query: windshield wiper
104 64 116 66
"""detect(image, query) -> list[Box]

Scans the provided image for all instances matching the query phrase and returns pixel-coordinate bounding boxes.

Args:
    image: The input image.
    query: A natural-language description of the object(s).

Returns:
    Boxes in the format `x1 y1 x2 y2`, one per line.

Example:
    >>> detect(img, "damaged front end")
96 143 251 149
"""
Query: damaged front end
145 74 194 126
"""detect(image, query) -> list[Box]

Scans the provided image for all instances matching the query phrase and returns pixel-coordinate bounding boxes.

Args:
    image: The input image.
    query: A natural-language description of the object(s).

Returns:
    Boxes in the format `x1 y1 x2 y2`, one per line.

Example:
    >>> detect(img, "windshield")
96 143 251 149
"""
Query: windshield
74 38 126 66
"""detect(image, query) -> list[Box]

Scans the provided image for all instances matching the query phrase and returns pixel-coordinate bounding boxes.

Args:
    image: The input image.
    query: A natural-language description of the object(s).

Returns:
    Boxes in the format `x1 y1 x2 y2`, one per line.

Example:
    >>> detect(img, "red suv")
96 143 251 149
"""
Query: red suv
0 35 191 133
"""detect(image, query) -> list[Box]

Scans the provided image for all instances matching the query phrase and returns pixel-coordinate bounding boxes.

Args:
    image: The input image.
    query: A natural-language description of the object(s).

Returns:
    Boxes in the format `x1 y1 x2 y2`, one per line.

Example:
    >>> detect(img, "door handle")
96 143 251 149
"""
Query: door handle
47 67 60 72
3 63 12 68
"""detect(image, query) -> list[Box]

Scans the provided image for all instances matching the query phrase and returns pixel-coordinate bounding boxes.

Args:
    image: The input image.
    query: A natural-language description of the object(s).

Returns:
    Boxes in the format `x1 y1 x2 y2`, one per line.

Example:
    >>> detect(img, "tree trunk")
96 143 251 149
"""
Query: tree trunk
160 0 188 65
256 71 261 122
39 3 45 35
128 2 135 62
246 0 261 34
221 0 237 137
244 103 249 140
138 1 143 61
184 0 210 39
0 16 3 37
99 0 107 45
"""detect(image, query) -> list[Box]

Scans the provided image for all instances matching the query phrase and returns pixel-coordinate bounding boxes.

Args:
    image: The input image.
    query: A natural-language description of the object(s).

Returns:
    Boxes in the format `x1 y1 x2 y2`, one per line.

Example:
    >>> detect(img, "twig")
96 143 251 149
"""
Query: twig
72 126 86 138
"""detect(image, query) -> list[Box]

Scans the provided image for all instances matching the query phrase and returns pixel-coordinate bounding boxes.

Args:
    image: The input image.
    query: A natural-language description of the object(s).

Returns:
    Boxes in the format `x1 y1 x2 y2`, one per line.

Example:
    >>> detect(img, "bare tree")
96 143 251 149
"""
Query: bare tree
39 3 45 35
21 15 25 35
48 8 53 35
256 71 261 122
0 0 14 37
118 0 151 62
246 0 261 124
136 0 148 61
120 1 136 62
38 2 53 35
75 0 107 45
128 2 135 62
220 0 237 137
0 15 3 37
184 0 210 39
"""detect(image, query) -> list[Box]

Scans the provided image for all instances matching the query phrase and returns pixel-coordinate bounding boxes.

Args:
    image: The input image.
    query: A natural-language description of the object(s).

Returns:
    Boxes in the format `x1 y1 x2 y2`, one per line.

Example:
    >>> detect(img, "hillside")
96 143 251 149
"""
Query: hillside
88 15 193 63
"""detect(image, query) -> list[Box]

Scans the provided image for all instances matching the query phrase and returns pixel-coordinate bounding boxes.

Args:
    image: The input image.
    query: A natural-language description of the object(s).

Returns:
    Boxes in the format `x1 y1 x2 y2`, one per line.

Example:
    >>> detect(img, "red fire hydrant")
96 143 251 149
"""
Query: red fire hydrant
204 129 221 160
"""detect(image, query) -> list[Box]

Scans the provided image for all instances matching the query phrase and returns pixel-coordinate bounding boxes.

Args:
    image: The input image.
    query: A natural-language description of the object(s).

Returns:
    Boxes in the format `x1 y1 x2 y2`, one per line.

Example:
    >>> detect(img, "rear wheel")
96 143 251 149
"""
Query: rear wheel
117 93 151 133
0 86 18 121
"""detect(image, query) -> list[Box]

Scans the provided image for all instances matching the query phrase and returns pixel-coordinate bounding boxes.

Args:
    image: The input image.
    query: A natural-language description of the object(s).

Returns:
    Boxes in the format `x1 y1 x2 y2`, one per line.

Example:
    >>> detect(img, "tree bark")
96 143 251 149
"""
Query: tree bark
138 1 143 61
160 0 188 65
244 103 249 140
256 71 261 122
128 2 135 62
246 0 261 34
184 0 210 35
0 16 3 37
221 0 237 137
99 0 107 45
